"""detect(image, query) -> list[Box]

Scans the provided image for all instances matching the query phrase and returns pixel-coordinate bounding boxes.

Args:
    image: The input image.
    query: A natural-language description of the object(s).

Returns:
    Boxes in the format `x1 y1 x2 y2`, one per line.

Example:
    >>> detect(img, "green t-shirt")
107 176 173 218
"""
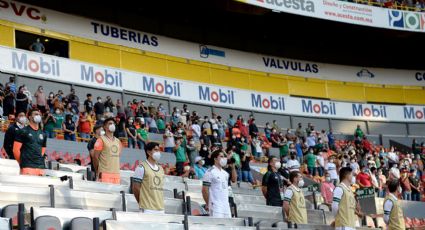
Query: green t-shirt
232 153 241 168
279 144 289 157
15 126 47 169
355 128 364 138
44 117 55 132
175 145 186 163
305 153 317 168
136 128 149 141
53 114 64 129
241 143 248 152
156 119 165 130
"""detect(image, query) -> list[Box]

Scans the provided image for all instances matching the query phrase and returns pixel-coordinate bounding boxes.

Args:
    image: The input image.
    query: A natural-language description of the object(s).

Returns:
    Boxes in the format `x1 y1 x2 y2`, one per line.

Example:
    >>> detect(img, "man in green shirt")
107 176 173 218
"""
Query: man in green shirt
305 148 316 176
156 117 166 134
13 108 47 176
174 137 188 176
354 125 364 139
279 140 289 161
136 124 149 150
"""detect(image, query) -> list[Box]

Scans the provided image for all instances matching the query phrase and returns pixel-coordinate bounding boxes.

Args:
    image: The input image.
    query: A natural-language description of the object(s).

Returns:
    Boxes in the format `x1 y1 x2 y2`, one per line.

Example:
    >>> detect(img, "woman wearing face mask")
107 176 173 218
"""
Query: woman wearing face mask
210 131 222 147
125 117 137 149
62 114 77 141
132 142 165 214
15 86 29 114
199 144 212 167
43 111 56 139
163 127 175 153
262 156 284 207
194 156 208 179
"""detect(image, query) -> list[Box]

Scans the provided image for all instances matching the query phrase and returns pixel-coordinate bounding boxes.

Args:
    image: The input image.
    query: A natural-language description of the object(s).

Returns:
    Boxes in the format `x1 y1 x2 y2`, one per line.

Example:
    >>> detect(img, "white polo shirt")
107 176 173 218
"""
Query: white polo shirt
326 162 338 180
203 165 231 217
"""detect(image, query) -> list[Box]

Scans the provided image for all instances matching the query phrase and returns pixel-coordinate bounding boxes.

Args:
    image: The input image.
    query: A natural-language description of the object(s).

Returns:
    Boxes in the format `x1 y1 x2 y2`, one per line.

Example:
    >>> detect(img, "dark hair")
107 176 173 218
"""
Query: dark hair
97 97 101 100
268 156 277 171
103 117 116 127
15 111 26 117
339 167 353 182
211 150 223 161
289 171 300 183
370 167 377 173
387 179 399 193
145 142 159 157
65 114 72 121
74 159 81 166
87 94 92 97
93 125 102 133
27 108 40 117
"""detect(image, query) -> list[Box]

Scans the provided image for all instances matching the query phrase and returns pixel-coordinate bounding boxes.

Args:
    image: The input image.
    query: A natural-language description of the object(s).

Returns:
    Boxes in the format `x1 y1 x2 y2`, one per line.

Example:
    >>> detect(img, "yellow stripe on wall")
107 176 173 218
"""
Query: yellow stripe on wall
0 24 14 47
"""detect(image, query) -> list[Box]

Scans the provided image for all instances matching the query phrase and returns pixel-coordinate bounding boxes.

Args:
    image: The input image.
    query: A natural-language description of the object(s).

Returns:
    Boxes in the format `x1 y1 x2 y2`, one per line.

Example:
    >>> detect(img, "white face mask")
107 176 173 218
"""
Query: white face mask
33 115 42 124
55 110 60 114
298 179 305 187
203 147 207 151
275 162 282 169
108 124 116 132
219 158 227 167
98 99 102 103
100 130 106 136
213 133 218 137
325 177 331 182
18 116 27 124
200 160 205 166
152 151 161 161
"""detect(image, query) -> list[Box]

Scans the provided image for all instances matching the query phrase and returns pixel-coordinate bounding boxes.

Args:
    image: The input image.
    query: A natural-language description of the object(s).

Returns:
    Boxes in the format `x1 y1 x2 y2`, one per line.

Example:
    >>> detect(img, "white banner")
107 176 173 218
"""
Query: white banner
0 46 424 123
0 0 424 87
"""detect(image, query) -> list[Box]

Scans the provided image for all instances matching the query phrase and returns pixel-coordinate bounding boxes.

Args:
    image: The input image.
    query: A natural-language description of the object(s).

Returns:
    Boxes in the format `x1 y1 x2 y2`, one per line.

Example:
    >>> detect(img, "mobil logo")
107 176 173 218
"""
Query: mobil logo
81 65 122 87
198 86 234 104
352 104 387 118
142 76 181 97
251 94 285 111
403 106 425 120
12 51 60 76
301 99 336 115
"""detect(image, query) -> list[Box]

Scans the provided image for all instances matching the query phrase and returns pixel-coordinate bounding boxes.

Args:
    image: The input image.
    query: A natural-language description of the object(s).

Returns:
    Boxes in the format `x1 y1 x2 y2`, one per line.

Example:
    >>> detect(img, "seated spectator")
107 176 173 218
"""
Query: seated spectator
63 114 77 141
194 156 207 179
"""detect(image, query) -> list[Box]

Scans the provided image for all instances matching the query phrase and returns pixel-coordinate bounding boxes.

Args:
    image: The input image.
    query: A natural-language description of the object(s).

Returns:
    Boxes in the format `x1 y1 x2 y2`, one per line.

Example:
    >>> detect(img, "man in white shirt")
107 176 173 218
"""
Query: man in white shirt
387 147 399 167
191 121 201 142
202 150 237 218
389 164 400 180
306 133 316 147
325 156 338 185
286 155 300 172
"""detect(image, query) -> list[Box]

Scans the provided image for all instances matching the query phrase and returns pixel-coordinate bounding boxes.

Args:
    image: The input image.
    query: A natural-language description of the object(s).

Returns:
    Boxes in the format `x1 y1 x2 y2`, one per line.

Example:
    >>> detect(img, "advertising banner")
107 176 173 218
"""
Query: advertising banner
0 0 424 87
0 46 424 123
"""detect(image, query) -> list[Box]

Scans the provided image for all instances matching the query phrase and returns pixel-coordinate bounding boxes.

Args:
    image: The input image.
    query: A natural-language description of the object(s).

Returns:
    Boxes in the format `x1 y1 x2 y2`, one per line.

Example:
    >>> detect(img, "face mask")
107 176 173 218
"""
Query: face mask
152 151 161 161
219 158 227 167
325 177 331 182
213 133 218 137
184 165 191 171
275 162 282 169
351 176 356 185
100 130 106 136
33 115 42 124
109 124 116 132
200 160 205 166
98 99 102 103
55 109 60 114
203 147 207 151
129 120 133 123
18 117 27 124
190 141 195 145
232 136 236 139
330 159 334 163
298 179 305 187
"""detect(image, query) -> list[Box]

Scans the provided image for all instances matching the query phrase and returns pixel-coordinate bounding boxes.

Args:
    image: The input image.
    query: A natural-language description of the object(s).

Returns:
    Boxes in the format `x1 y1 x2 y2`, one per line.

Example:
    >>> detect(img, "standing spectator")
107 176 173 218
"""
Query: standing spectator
387 147 399 168
125 117 137 149
124 101 133 118
87 125 103 180
328 129 335 150
199 144 212 167
66 88 80 114
270 129 280 148
287 154 301 172
316 151 325 177
201 116 212 136
156 116 166 134
53 108 65 136
148 114 158 133
264 122 272 140
354 125 364 139
356 165 372 188
3 111 26 159
93 117 122 184
262 156 284 207
295 138 304 164
332 167 361 229
319 130 329 149
228 147 242 184
163 127 175 153
157 103 167 118
383 180 406 229
84 94 93 113
79 112 91 140
117 99 125 117
43 111 56 138
187 139 198 167
279 136 289 161
148 102 157 118
370 167 379 190
252 136 263 158
15 86 29 114
377 168 387 198
305 148 317 176
400 169 412 200
104 96 115 114
389 164 401 180
283 171 307 228
132 142 165 214
63 114 77 141
136 124 149 150
29 38 45 53
409 169 421 201
227 114 236 133
13 108 46 176
326 156 338 185
295 123 305 139
241 150 255 186
202 150 236 218
94 97 105 120
3 86 15 116
174 137 188 176
306 133 316 147
200 130 211 148
6 77 16 94
249 119 259 137
217 116 226 140
272 120 280 132
191 120 201 142
34 86 46 114
321 172 335 207
194 156 207 179
211 131 222 147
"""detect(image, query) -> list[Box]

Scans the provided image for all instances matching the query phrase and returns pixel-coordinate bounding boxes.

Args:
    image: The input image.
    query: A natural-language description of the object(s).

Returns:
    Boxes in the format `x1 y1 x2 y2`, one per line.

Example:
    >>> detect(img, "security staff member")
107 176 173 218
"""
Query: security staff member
93 117 122 184
132 142 164 214
13 109 47 176
383 179 405 230
3 112 26 159
262 156 284 207
283 171 307 228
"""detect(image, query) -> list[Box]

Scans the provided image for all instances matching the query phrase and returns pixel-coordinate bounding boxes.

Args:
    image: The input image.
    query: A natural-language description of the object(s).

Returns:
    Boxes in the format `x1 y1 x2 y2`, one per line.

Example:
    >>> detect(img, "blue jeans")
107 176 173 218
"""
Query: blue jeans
149 127 158 133
164 147 173 153
316 167 324 177
80 132 91 139
297 156 303 165
44 130 55 139
308 167 316 176
402 191 411 201
236 168 242 182
378 189 386 198
64 133 76 141
137 140 145 150
128 138 137 149
412 192 420 201
242 170 254 183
